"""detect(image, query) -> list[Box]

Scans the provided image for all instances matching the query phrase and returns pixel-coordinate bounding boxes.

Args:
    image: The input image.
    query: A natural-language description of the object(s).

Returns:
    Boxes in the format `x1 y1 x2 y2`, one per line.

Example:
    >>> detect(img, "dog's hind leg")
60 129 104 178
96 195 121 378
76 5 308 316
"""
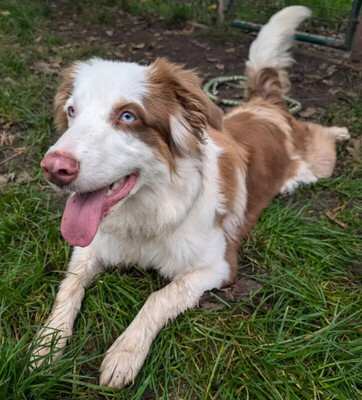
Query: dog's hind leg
304 123 350 180
30 246 105 369
280 123 350 194
326 126 350 141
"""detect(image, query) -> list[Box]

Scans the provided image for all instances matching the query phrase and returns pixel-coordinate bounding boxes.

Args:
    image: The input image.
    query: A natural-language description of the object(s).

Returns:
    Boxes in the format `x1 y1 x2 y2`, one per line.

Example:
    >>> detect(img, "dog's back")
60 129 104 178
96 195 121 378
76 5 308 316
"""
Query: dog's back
221 6 349 235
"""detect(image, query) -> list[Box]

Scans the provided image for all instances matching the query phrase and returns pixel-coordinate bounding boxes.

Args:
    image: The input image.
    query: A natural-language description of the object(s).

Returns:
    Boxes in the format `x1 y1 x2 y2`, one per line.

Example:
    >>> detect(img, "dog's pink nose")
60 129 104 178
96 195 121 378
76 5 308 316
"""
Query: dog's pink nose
40 151 79 187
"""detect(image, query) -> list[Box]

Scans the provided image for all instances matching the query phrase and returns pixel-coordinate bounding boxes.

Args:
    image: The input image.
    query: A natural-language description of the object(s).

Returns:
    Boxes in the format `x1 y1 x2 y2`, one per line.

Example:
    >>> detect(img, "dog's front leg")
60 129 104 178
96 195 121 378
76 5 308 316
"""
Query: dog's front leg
100 262 228 388
31 245 104 368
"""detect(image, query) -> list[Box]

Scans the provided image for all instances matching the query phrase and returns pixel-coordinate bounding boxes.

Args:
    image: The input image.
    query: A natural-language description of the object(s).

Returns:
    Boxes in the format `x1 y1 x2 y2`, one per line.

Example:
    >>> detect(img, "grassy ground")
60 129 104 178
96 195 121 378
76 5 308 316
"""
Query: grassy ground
1 1 361 399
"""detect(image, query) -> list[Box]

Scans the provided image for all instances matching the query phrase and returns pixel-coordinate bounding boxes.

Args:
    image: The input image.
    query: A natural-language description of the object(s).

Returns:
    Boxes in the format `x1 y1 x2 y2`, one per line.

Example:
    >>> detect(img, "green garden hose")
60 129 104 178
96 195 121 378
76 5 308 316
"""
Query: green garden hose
203 75 302 114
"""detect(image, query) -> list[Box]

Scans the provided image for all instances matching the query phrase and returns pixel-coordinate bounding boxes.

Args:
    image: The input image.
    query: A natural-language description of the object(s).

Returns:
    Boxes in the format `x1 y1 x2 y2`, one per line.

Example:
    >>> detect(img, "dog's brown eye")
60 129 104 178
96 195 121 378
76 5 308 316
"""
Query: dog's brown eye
67 106 75 117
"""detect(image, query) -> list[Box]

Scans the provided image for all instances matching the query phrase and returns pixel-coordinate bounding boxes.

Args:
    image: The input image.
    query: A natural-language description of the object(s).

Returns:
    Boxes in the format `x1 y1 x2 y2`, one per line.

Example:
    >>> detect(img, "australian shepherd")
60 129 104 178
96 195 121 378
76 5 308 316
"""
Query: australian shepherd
32 6 349 388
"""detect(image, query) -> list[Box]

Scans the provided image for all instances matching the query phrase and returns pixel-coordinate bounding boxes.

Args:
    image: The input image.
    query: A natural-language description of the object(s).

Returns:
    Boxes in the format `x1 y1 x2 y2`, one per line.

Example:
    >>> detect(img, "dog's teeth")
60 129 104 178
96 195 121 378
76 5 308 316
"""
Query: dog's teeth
113 182 120 189
107 189 112 195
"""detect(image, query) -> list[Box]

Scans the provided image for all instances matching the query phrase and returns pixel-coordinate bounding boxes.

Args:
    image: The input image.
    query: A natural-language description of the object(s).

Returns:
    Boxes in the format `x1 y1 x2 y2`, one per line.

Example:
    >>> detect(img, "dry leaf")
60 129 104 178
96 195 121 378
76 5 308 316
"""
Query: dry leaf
0 175 6 185
7 172 16 182
0 132 15 146
2 122 12 131
1 122 15 146
4 77 16 84
346 137 362 160
16 171 31 184
300 107 317 118
322 79 333 86
133 43 145 50
54 55 63 64
105 29 114 37
190 40 208 49
326 65 337 76
216 63 225 70
227 82 244 89
225 47 236 53
303 73 320 82
187 20 207 30
182 26 194 35
33 61 60 75
1 11 10 16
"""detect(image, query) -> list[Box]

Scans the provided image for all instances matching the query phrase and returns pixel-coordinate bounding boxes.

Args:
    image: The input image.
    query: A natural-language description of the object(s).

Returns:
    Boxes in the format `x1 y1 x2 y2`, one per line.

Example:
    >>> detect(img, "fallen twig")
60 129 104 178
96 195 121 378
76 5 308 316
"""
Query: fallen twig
0 147 25 167
325 210 346 228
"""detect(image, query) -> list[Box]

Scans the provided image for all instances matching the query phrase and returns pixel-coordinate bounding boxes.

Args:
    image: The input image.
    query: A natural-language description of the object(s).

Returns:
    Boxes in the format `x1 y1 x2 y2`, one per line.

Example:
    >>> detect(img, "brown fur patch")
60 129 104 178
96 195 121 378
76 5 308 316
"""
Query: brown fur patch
229 110 294 189
146 58 224 157
221 239 239 287
54 65 78 132
246 67 289 112
208 127 247 216
110 101 175 171
214 106 298 281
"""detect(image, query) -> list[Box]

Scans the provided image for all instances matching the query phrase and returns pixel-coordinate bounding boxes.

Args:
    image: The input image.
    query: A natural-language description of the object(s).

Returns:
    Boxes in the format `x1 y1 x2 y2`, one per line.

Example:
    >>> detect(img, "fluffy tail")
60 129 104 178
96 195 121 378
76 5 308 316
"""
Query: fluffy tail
245 6 311 105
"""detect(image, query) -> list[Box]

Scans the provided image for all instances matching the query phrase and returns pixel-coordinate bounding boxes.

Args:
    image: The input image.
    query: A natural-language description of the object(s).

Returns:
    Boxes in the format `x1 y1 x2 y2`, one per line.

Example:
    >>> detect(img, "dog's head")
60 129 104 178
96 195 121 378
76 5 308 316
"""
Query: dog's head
41 57 223 247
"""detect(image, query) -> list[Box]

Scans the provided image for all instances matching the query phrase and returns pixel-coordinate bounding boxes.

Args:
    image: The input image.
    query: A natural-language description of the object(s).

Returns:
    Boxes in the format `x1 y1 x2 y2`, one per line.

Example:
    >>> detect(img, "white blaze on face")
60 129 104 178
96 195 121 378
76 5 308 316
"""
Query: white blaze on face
73 59 148 111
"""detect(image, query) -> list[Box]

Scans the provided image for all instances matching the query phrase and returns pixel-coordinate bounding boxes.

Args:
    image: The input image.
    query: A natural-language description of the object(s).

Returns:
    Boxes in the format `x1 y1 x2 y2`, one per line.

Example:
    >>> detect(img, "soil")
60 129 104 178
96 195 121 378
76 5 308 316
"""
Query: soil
50 3 362 111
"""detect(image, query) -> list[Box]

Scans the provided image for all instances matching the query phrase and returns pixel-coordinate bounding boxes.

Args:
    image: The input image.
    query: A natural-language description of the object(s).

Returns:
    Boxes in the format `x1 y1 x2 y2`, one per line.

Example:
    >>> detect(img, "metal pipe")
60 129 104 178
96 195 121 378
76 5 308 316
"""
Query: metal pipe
231 20 347 49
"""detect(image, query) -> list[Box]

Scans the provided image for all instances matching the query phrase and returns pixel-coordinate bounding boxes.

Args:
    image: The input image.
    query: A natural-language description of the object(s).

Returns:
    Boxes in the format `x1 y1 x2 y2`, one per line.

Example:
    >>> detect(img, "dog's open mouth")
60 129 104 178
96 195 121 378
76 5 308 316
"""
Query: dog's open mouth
61 172 139 247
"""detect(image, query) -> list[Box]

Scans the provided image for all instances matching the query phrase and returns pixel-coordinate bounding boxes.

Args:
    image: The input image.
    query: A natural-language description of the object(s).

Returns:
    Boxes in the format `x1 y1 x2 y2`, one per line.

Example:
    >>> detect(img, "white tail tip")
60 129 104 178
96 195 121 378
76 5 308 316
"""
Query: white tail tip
246 6 312 71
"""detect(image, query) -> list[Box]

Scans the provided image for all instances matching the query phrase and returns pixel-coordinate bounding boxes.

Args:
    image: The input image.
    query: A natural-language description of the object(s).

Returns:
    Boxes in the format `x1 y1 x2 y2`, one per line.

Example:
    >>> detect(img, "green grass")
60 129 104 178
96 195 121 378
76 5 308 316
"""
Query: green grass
0 1 361 399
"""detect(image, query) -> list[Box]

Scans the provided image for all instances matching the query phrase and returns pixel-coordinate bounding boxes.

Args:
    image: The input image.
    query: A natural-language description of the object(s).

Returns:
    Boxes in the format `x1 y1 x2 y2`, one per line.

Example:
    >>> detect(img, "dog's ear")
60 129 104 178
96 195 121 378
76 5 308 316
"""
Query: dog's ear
54 65 77 132
148 58 224 155
170 61 224 133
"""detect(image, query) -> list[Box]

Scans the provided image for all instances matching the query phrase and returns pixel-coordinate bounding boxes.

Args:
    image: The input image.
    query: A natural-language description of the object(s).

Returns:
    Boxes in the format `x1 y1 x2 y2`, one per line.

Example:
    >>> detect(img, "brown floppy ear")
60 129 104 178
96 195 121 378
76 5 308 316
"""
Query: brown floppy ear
147 58 224 155
54 65 77 132
171 62 224 132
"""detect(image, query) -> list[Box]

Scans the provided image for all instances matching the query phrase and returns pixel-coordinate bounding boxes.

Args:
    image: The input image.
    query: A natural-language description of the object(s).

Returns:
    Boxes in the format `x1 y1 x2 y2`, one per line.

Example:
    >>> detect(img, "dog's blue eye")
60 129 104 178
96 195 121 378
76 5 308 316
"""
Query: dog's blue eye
67 106 75 117
120 112 136 123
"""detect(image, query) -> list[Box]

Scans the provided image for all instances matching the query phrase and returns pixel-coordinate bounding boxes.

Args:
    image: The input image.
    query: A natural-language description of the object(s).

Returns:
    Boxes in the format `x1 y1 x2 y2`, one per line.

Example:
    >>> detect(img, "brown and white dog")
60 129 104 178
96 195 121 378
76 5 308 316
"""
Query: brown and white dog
32 6 349 388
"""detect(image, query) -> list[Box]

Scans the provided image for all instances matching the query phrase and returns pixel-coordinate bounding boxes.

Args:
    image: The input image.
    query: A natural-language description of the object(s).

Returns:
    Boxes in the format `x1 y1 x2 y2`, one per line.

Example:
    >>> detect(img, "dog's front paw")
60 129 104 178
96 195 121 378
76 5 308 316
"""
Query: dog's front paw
100 335 148 389
30 327 69 370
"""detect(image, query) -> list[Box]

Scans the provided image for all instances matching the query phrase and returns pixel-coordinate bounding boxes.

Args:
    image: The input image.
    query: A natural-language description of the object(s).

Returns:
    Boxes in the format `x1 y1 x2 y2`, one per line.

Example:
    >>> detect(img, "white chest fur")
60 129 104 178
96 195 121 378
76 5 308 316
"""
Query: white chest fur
93 138 227 280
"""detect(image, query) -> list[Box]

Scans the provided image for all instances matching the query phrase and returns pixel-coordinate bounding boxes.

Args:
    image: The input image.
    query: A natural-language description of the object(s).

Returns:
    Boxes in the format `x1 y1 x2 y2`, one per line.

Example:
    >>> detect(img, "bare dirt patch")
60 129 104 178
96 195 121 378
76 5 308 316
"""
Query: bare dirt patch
49 2 362 111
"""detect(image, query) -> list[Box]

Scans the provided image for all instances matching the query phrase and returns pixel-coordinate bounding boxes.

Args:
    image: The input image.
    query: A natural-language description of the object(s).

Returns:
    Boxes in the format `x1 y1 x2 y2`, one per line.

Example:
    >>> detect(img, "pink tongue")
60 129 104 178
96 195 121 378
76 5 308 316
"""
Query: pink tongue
61 188 108 247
